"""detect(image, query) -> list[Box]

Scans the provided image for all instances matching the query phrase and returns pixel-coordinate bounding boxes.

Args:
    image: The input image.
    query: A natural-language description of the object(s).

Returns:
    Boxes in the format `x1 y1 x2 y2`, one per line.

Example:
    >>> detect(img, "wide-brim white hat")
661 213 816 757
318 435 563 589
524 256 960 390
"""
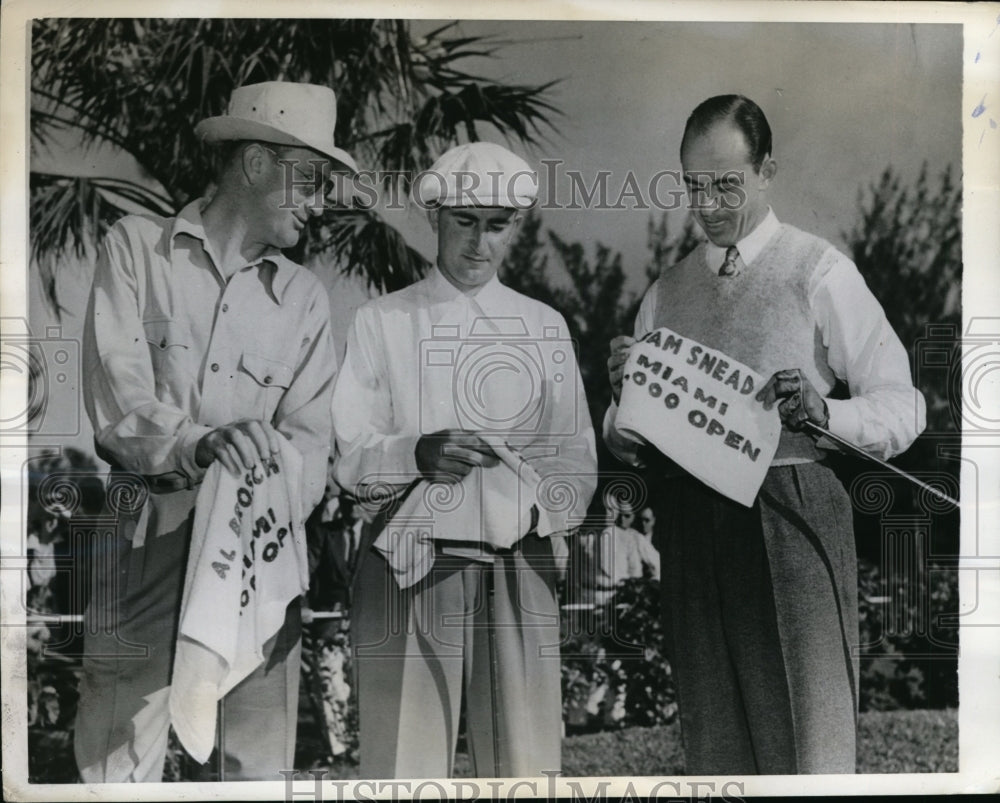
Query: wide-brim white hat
413 142 537 208
195 81 358 173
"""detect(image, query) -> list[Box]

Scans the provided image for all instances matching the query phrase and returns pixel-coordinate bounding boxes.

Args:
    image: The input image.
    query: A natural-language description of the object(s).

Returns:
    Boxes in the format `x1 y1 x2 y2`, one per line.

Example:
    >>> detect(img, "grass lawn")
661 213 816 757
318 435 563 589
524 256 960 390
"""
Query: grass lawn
855 708 958 774
557 708 958 776
302 708 957 778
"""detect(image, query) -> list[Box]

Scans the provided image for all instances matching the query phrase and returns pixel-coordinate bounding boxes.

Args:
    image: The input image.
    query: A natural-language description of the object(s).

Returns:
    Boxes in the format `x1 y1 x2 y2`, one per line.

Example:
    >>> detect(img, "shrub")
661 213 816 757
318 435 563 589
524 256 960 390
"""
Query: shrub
857 555 959 711
560 578 677 731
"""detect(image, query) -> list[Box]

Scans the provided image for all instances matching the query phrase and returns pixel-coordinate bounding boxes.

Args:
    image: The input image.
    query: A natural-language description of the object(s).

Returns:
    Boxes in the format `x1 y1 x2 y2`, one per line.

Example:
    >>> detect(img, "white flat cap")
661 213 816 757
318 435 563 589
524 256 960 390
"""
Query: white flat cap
195 81 358 173
412 142 537 208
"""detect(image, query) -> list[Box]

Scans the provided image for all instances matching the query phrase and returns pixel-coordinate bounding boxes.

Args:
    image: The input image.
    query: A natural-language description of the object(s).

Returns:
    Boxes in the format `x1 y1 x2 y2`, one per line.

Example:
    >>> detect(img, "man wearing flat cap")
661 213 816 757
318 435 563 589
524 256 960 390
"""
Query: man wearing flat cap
332 142 597 778
605 95 925 774
76 81 354 781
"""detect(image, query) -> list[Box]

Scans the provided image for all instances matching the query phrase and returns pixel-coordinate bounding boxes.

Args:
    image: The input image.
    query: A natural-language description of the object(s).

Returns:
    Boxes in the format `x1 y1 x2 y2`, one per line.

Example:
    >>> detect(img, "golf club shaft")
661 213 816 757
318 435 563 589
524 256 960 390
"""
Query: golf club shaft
803 421 959 509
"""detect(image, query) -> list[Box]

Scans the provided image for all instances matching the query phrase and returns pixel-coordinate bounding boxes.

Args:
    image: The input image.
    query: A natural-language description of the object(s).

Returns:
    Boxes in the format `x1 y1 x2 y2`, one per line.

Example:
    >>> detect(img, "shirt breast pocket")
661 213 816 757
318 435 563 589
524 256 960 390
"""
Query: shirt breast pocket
143 318 193 391
238 350 295 420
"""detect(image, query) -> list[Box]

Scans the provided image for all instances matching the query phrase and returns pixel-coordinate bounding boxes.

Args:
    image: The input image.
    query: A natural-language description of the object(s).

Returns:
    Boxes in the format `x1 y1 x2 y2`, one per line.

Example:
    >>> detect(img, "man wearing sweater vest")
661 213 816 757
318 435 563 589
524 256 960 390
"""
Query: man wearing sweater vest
604 95 926 774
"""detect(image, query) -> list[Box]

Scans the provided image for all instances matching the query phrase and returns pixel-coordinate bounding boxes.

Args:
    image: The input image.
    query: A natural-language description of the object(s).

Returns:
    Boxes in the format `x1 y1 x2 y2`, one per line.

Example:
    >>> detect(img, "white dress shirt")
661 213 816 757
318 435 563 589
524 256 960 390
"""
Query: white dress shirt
332 266 597 557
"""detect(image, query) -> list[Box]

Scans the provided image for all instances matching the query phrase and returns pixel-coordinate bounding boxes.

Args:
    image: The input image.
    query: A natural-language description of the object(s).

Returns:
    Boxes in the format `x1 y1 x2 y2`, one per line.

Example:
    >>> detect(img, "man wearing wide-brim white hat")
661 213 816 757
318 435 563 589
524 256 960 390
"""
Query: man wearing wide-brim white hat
76 81 353 782
333 142 597 777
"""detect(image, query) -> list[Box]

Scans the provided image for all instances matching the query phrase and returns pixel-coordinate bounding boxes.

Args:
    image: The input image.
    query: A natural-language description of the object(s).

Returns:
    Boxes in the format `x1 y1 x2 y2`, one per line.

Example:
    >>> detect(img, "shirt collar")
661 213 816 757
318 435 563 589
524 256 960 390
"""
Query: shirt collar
703 208 780 269
170 199 297 303
426 264 510 318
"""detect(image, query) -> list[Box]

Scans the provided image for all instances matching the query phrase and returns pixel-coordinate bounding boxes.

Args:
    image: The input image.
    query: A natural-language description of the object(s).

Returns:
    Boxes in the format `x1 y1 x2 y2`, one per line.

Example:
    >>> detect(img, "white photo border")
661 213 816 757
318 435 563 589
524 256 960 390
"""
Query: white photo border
2 0 998 799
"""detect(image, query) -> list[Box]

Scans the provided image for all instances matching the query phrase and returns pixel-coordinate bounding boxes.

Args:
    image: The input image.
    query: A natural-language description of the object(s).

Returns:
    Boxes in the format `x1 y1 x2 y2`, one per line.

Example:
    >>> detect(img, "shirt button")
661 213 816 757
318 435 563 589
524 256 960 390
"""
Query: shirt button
221 304 229 313
211 363 220 372
264 375 273 385
160 338 167 348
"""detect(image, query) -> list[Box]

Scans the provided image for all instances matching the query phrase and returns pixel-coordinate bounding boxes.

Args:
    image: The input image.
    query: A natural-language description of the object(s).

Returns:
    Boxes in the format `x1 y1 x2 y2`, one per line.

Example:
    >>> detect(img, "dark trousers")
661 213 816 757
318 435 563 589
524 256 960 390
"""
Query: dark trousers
660 463 858 775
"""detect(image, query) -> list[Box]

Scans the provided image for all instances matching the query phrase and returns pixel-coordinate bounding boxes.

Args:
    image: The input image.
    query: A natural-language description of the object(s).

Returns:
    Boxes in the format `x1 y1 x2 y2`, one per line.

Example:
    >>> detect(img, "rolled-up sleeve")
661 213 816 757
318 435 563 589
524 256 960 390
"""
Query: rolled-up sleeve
83 224 214 483
812 252 926 459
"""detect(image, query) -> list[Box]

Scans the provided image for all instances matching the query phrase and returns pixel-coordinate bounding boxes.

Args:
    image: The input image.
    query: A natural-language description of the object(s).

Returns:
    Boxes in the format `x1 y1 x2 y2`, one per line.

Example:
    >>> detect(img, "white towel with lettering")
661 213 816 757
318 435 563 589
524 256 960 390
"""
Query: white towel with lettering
169 437 308 763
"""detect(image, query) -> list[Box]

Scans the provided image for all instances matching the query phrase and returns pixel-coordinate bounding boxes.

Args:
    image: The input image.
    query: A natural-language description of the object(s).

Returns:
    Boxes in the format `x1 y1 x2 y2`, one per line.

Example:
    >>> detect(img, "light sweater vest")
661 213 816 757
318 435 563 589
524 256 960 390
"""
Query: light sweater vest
652 223 836 464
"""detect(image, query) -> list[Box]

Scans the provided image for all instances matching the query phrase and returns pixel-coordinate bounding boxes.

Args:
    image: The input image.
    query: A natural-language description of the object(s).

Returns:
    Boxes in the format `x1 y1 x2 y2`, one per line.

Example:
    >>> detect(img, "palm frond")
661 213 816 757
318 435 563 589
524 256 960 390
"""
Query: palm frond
364 81 561 177
311 209 431 295
30 18 561 309
29 173 174 313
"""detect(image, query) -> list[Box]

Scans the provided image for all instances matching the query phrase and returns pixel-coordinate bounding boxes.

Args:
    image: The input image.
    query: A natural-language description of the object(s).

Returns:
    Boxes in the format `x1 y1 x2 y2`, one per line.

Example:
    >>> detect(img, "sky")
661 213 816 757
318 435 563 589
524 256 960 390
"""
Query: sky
23 17 966 458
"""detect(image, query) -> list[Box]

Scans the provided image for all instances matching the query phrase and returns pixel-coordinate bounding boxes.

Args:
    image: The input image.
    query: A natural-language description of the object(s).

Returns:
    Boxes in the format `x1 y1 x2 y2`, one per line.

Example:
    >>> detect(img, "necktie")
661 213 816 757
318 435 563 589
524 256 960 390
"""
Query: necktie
718 245 740 277
345 520 359 574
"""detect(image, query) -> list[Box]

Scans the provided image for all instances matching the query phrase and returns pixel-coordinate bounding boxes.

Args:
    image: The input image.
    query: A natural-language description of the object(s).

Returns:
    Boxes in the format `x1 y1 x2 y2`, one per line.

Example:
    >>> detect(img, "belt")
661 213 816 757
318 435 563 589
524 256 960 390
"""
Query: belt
106 465 195 495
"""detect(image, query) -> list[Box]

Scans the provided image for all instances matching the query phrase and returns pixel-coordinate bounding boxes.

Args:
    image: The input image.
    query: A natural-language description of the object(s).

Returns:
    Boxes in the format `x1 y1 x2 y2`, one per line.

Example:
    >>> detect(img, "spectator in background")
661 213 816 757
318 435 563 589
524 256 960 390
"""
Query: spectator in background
610 496 661 583
614 500 637 532
25 449 105 654
637 506 663 553
305 491 367 621
574 492 660 607
302 486 369 760
26 510 64 599
637 506 654 537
